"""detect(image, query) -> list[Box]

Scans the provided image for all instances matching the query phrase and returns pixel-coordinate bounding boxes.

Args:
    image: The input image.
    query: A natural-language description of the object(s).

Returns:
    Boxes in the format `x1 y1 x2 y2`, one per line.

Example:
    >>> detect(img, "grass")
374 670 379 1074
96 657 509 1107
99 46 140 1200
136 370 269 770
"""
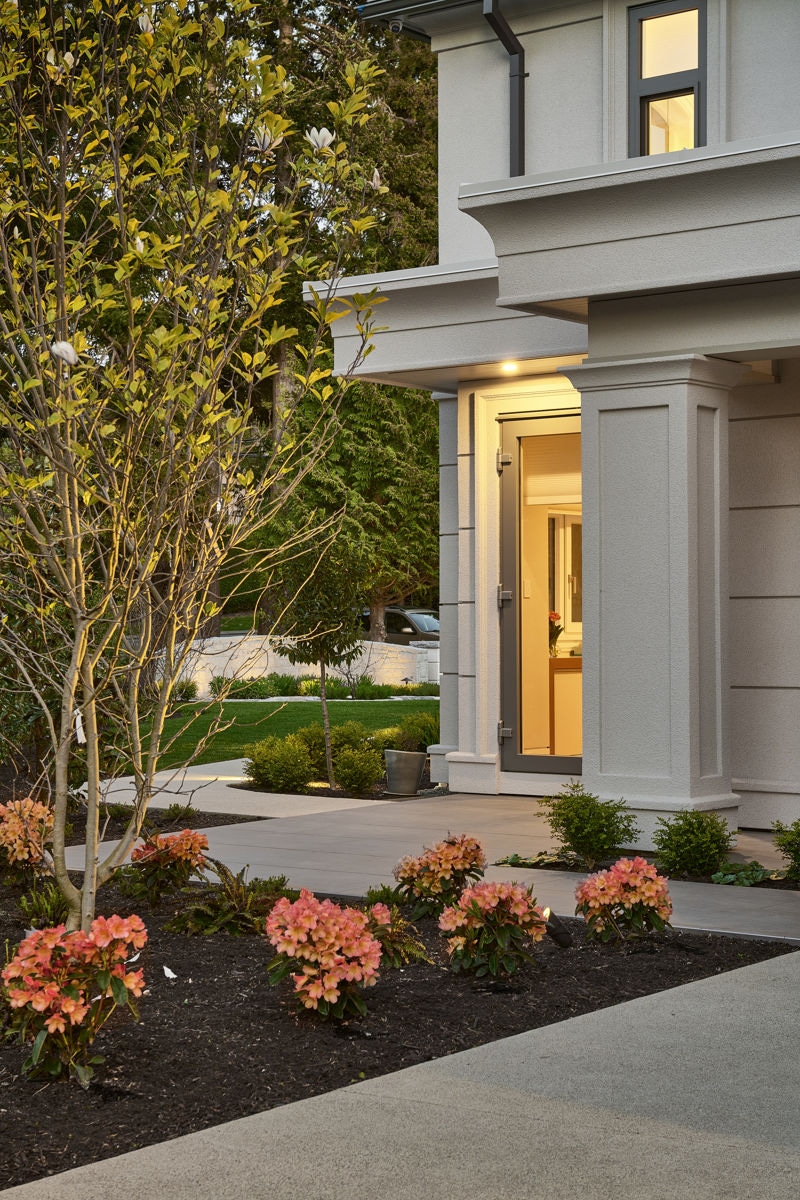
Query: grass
154 699 440 770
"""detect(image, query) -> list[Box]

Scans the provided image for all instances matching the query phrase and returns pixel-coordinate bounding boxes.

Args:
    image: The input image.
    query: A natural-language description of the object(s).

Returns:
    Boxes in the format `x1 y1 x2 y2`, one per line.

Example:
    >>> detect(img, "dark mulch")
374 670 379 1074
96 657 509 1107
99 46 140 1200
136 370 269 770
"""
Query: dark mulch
66 807 268 847
0 876 795 1190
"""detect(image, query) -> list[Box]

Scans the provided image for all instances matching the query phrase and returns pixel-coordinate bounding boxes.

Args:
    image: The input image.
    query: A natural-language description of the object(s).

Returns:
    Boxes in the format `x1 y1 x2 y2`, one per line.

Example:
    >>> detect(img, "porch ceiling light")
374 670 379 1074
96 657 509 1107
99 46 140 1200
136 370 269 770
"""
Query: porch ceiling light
501 360 518 373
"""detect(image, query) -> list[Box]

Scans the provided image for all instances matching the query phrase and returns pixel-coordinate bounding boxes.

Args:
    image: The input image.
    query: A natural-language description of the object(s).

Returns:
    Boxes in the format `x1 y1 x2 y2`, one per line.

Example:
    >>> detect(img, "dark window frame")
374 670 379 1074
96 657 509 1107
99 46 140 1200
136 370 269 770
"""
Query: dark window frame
628 0 707 157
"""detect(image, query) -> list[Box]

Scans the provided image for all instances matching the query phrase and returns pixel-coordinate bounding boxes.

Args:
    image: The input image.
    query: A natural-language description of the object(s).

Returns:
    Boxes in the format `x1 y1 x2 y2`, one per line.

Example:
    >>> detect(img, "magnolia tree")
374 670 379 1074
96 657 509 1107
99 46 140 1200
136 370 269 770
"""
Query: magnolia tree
0 0 383 929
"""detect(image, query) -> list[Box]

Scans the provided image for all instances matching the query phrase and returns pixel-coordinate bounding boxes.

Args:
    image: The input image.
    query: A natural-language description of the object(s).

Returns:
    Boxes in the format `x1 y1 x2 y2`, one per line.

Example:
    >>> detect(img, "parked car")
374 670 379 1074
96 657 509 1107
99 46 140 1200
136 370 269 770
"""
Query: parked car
361 607 440 644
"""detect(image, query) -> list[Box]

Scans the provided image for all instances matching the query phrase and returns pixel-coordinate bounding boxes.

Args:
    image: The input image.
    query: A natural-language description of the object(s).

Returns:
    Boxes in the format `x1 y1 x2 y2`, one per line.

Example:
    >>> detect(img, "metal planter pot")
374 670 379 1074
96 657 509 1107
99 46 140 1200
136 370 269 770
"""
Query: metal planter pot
384 749 427 797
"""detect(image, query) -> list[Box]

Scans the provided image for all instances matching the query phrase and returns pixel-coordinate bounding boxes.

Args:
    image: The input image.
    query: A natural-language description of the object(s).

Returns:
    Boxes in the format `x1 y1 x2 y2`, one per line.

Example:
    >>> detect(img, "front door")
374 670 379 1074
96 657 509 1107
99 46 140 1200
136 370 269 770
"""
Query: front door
499 414 583 773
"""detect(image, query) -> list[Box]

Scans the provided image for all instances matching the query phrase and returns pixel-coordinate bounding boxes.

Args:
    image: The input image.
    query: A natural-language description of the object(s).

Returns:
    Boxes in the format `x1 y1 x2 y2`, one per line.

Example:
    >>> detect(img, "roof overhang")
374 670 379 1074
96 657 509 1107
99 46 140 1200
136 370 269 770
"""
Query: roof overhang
305 259 587 391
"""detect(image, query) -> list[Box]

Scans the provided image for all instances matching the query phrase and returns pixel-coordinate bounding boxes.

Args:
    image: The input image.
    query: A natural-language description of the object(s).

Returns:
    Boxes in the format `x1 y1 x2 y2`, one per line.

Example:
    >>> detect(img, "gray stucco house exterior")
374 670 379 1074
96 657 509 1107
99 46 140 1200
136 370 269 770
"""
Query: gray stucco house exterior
322 0 800 845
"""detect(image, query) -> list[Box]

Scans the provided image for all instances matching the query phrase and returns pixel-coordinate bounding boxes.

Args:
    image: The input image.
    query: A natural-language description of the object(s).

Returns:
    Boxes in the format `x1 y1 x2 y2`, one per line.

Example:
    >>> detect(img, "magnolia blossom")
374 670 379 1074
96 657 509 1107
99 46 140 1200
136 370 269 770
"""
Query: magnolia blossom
138 12 154 33
252 127 282 154
305 127 335 151
50 340 78 366
134 235 144 253
371 168 381 190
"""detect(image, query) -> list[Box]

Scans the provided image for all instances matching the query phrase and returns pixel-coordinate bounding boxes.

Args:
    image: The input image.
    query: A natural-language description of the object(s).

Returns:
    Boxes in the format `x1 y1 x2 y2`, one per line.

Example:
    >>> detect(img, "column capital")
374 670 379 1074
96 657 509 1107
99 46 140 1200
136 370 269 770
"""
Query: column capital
560 354 748 394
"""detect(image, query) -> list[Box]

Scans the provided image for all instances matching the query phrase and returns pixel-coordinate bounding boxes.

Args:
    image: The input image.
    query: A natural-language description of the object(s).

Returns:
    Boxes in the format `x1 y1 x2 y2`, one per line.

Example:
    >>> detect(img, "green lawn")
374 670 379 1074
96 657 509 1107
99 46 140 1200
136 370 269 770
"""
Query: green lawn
155 699 440 770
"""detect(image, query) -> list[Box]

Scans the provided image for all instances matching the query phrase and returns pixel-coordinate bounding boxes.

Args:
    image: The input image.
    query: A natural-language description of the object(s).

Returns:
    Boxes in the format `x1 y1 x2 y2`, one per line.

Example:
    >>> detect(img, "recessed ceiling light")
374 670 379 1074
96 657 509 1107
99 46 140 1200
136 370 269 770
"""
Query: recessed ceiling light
501 361 518 374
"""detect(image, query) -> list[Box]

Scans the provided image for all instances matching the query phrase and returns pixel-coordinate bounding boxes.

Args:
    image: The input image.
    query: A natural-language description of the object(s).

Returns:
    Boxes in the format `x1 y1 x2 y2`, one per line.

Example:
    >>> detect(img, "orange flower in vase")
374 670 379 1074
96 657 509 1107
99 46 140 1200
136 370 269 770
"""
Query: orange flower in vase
548 611 563 657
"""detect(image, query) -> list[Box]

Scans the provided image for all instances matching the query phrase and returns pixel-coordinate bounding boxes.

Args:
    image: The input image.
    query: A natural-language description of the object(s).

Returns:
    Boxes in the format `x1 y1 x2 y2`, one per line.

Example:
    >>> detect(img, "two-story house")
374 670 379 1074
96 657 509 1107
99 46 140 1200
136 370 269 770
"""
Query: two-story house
319 0 800 845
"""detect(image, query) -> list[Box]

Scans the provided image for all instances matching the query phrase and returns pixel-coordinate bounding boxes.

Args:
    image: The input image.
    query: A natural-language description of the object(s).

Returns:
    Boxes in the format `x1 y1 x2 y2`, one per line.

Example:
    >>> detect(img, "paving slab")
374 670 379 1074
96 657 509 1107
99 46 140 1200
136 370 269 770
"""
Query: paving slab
69 768 800 940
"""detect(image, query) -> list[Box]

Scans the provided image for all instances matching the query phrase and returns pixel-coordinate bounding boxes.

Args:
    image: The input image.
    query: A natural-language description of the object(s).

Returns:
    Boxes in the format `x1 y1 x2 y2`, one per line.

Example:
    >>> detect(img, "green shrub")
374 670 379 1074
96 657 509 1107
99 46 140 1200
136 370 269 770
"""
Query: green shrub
334 745 384 793
537 782 640 870
396 711 440 753
297 676 351 699
210 675 284 700
17 880 70 929
710 860 774 887
352 676 394 700
370 725 403 753
652 810 733 877
171 678 198 704
395 682 440 696
294 723 327 778
364 882 404 906
330 721 372 755
168 864 299 936
772 818 800 881
243 734 314 792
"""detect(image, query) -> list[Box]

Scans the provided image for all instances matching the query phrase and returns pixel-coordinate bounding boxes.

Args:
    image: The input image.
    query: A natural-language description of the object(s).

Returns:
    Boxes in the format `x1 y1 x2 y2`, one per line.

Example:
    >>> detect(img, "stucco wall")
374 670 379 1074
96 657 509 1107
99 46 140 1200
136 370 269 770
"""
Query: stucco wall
729 358 800 826
179 637 440 701
435 3 603 263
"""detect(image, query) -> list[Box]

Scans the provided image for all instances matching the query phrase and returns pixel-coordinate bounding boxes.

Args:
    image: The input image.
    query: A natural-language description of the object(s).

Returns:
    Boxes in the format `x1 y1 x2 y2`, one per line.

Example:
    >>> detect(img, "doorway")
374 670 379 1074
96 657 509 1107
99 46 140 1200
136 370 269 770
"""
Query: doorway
499 414 583 773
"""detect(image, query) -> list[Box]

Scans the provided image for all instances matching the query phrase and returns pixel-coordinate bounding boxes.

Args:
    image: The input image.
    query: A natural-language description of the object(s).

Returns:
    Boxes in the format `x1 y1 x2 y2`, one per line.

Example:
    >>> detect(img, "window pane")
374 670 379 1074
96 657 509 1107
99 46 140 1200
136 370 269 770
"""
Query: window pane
646 92 695 153
641 9 698 78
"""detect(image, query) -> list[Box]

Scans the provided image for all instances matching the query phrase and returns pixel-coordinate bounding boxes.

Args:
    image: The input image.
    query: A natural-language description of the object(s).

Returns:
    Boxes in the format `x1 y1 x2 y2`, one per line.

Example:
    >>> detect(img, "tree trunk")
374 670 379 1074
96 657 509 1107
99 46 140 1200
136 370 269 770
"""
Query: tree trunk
319 660 335 787
369 600 387 642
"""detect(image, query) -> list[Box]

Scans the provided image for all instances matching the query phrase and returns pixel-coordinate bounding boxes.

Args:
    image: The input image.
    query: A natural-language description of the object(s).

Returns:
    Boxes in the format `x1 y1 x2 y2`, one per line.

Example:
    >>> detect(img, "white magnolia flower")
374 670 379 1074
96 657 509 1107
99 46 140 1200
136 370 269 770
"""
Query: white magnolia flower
138 12 154 34
305 126 335 151
62 51 75 70
50 340 79 366
371 168 381 190
134 235 144 253
252 127 282 154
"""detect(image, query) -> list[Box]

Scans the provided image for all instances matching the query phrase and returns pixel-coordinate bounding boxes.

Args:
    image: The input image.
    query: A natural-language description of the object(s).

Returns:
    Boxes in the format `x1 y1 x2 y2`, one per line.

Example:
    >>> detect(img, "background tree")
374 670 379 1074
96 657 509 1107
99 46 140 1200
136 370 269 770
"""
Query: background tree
268 536 371 786
0 0 383 929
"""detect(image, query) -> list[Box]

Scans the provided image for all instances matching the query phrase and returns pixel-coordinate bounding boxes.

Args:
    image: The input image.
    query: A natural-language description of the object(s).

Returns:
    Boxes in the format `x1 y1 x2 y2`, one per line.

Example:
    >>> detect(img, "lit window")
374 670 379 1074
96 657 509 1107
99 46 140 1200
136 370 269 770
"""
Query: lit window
628 2 706 156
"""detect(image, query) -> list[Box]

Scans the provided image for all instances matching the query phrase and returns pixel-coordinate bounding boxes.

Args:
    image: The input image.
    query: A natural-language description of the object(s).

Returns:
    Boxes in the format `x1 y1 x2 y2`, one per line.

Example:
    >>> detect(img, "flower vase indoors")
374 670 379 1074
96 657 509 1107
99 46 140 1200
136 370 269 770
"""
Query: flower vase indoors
548 611 563 657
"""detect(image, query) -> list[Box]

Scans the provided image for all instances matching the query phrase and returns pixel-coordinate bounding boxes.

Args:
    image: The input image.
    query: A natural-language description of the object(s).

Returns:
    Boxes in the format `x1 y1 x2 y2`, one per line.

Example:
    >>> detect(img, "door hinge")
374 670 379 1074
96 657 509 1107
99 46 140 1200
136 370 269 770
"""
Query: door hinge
496 449 512 474
497 722 513 743
497 584 512 608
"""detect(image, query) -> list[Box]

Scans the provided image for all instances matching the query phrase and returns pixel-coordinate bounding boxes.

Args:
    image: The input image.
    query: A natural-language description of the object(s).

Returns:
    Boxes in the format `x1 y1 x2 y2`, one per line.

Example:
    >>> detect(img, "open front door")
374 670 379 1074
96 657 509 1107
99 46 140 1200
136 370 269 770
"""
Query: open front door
499 415 583 774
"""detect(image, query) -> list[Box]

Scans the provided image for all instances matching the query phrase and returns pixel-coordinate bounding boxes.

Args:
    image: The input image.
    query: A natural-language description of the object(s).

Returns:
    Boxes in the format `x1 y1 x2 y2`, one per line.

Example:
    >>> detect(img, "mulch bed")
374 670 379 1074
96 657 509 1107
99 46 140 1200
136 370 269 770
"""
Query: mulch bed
0 875 795 1190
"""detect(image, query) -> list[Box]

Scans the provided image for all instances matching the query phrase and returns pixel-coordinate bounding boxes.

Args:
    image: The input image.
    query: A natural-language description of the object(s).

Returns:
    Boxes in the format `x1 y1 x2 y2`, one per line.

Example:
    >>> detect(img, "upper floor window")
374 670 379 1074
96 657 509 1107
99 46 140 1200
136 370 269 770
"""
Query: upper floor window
628 1 706 156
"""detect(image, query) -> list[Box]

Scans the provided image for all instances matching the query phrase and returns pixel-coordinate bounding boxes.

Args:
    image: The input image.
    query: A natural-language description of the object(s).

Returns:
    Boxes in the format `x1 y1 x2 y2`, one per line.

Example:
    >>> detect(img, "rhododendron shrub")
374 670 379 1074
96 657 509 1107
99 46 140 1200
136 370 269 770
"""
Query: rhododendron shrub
393 834 488 917
124 829 209 905
265 890 382 1019
366 902 430 968
0 798 54 871
575 857 672 943
2 915 147 1085
439 881 548 978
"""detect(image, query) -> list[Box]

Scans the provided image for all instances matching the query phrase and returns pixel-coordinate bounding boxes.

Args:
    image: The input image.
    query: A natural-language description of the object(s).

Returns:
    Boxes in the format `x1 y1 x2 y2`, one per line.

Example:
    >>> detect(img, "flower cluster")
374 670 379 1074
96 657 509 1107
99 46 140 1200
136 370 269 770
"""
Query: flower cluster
265 889 382 1019
548 611 563 656
126 828 209 904
575 856 672 942
0 797 54 868
2 915 147 1084
439 881 548 978
393 834 488 916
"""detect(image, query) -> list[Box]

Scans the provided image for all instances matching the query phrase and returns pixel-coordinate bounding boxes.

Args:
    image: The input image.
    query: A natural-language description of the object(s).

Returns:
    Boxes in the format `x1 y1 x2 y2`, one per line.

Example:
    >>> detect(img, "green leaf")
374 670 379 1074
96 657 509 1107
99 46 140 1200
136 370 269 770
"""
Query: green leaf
30 1028 47 1066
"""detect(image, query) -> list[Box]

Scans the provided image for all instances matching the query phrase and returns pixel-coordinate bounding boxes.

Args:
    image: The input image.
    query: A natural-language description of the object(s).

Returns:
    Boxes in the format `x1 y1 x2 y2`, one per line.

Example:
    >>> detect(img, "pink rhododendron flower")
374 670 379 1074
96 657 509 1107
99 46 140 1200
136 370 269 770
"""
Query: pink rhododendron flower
266 890 382 1018
575 857 672 942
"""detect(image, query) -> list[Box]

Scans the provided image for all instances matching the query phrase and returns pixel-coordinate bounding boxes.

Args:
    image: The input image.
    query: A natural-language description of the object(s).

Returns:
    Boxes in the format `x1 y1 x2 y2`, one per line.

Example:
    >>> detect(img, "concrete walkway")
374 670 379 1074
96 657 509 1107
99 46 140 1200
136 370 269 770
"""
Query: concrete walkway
83 759 800 941
21 761 798 1199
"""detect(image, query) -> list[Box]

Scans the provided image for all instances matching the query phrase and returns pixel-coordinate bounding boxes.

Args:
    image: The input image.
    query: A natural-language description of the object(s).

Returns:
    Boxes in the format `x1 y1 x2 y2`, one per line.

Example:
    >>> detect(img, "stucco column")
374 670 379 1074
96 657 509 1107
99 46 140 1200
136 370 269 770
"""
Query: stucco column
429 392 458 783
561 355 747 846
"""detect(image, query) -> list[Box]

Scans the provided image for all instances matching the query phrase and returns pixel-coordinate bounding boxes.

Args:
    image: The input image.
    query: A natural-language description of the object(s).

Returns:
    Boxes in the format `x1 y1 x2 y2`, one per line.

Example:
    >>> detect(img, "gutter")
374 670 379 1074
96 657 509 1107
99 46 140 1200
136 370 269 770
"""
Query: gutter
482 0 527 177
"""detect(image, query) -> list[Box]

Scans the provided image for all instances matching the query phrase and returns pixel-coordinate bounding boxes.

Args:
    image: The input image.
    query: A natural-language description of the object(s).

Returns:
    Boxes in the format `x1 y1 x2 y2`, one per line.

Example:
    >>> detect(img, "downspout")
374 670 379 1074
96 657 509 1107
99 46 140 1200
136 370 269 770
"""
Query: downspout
482 0 526 177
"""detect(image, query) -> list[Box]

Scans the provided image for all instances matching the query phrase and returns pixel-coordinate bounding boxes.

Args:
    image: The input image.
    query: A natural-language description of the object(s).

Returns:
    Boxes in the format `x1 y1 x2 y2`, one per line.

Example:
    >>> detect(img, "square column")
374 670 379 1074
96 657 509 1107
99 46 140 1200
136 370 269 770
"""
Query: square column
562 355 747 846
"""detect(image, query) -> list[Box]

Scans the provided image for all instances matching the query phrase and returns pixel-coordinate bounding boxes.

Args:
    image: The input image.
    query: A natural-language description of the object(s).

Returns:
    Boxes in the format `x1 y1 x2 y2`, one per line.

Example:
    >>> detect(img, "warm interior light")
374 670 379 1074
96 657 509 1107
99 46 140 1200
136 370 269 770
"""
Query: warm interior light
501 361 518 374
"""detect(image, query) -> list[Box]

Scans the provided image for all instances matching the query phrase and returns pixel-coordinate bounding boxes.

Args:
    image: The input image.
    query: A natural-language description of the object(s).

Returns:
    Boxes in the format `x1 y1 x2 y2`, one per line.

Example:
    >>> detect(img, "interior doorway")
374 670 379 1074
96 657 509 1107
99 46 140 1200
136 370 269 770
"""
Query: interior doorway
499 414 583 773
